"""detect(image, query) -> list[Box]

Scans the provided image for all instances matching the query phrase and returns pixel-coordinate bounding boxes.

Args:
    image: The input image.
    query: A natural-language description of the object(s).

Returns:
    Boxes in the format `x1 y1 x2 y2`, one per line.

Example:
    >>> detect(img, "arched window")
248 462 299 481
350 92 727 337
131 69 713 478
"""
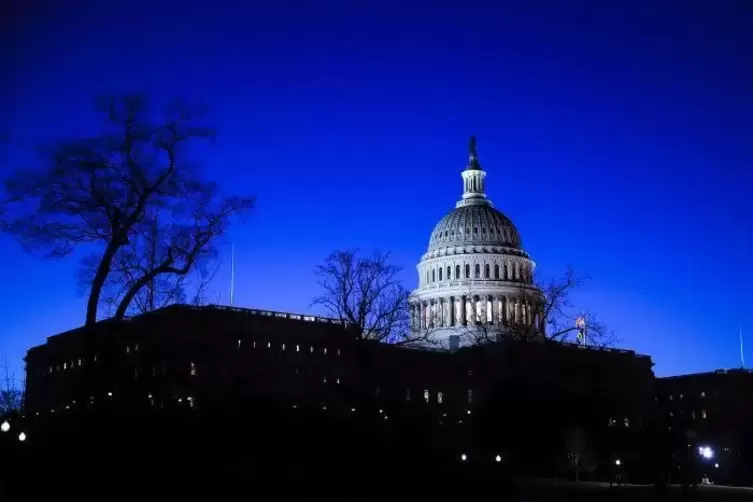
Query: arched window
426 271 430 283
456 265 461 279
432 269 436 282
494 264 500 279
484 264 490 278
474 264 481 278
438 267 443 281
465 264 470 278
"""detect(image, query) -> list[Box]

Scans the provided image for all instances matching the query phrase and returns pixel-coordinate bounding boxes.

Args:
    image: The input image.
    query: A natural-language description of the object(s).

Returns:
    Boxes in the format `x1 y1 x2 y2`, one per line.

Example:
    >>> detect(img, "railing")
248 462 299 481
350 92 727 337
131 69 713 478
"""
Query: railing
198 304 347 325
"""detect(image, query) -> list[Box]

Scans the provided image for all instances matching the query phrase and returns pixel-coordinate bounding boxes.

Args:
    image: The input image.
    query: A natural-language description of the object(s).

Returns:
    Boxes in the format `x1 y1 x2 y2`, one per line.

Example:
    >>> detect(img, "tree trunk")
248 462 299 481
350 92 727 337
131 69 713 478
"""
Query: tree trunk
86 242 119 326
115 271 158 320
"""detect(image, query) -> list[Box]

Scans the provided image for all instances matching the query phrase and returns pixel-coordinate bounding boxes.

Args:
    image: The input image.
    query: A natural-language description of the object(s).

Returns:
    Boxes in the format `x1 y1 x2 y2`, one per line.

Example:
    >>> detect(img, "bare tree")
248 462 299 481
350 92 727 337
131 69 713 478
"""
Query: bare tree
313 249 430 345
1 94 251 324
0 359 23 415
457 266 616 348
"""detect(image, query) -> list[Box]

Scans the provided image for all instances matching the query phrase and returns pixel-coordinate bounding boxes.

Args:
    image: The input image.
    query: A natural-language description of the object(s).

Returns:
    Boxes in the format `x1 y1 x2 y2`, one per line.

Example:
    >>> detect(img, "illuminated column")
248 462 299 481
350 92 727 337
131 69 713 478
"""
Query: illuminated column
460 295 467 325
480 295 487 324
449 296 455 326
490 296 498 324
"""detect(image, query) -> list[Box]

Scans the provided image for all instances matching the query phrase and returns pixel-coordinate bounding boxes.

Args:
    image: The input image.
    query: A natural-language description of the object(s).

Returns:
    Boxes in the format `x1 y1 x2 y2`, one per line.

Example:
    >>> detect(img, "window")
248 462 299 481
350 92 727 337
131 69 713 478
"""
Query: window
447 266 451 280
424 389 430 403
190 362 197 376
474 264 480 278
484 264 490 278
494 264 500 279
438 268 443 281
405 388 411 401
437 392 443 404
701 391 706 398
669 394 673 401
126 346 130 354
63 362 67 370
669 412 674 418
310 346 314 353
624 417 629 428
282 343 286 351
77 359 82 366
296 345 300 352
691 411 696 420
267 341 271 348
322 377 327 384
680 394 684 400
608 417 615 427
337 348 341 356
467 389 472 404
134 344 139 352
253 341 256 349
701 409 707 419
465 264 470 278
237 339 242 348
323 348 328 355
456 265 461 279
432 269 436 282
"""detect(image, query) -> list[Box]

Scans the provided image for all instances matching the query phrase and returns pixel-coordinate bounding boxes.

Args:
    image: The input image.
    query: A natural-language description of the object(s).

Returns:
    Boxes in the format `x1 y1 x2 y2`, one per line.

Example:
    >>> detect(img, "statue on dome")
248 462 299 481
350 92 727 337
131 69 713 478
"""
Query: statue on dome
469 136 478 158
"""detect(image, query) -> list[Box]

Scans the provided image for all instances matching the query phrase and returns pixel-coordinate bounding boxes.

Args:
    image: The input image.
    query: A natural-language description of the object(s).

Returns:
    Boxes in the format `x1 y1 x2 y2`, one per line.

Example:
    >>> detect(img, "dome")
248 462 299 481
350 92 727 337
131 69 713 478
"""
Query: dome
427 203 521 252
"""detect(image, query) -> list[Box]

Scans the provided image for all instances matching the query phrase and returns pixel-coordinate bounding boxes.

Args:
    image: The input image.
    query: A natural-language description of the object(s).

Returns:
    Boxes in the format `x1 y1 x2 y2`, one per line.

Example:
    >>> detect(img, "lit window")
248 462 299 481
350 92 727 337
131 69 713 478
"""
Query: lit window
48 366 52 373
680 394 684 400
63 362 67 370
669 412 674 418
296 345 300 352
336 378 340 384
624 417 629 428
282 343 286 351
467 389 472 403
323 348 328 355
134 344 139 352
126 346 130 354
134 368 139 379
253 341 256 349
190 362 197 376
238 340 242 348
77 359 82 366
322 377 327 384
424 389 430 403
267 342 271 348
701 391 706 398
608 417 615 427
310 346 314 353
691 411 696 420
701 409 707 419
669 394 673 401
437 392 443 404
337 348 341 356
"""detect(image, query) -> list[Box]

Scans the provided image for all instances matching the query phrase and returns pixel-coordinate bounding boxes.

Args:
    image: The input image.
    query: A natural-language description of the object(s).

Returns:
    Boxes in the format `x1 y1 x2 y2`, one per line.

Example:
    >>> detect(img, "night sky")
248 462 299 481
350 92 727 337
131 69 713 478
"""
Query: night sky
2 1 752 377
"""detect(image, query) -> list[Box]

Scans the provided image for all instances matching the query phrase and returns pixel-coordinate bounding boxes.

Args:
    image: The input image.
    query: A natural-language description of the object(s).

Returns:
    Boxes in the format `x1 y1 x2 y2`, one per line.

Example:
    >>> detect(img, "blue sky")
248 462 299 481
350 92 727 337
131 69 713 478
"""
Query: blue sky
2 0 752 377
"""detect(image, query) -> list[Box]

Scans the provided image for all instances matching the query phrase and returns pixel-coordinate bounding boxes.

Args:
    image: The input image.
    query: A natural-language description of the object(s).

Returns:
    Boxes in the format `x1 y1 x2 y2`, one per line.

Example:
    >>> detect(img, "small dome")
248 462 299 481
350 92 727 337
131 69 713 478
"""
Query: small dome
427 203 521 252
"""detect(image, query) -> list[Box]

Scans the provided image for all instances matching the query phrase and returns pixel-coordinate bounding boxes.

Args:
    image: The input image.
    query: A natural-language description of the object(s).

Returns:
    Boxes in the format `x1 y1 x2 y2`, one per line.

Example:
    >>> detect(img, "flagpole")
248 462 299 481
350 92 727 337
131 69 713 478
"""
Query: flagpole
230 244 235 307
740 325 745 369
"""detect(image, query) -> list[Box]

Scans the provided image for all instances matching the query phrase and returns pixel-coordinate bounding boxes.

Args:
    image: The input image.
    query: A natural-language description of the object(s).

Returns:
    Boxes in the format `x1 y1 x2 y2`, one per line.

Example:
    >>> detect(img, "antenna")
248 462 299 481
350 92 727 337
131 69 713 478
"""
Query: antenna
740 325 745 369
230 244 235 307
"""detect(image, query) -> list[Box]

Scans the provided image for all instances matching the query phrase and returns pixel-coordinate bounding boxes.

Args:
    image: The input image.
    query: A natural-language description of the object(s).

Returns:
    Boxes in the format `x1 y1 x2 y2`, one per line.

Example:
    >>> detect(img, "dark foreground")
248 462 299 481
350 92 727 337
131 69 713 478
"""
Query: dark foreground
0 411 750 501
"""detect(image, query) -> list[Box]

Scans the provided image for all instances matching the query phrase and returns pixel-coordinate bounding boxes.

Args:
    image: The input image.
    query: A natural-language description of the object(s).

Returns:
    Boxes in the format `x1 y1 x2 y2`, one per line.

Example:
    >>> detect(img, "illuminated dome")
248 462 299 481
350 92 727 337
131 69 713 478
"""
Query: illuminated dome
408 137 544 349
427 203 522 253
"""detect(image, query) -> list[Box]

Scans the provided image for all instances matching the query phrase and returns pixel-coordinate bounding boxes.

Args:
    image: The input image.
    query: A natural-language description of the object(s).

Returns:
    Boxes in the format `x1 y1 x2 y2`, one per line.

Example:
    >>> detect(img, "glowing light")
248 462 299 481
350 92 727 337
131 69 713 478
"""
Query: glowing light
460 453 467 461
615 459 621 466
715 463 719 468
18 432 26 442
466 409 471 415
699 446 714 459
0 421 9 432
495 455 501 463
107 392 112 397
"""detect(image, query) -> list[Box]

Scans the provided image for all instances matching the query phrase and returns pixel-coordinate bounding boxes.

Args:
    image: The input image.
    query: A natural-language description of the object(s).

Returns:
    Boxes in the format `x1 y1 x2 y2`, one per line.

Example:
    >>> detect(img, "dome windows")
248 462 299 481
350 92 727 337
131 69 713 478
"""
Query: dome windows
447 266 451 280
494 264 500 279
456 265 461 279
485 264 490 279
465 264 470 278
474 264 481 278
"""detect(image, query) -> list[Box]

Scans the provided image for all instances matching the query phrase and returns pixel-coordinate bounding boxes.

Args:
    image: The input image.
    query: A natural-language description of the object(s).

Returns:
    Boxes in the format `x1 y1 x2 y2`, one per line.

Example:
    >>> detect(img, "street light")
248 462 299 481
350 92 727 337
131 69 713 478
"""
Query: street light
18 432 26 442
0 420 9 432
715 463 719 468
615 459 622 466
460 453 467 462
495 455 502 463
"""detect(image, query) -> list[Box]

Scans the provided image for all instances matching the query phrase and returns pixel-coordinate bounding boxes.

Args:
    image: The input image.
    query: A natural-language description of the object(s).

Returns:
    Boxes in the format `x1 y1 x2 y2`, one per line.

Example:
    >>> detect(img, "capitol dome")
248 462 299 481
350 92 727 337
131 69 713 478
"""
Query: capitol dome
409 137 544 349
427 203 522 253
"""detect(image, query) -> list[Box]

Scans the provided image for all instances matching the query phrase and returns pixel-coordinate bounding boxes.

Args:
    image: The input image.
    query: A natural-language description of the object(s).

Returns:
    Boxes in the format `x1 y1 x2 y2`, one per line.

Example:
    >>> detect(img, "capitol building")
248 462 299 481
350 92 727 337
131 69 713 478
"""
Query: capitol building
409 138 546 349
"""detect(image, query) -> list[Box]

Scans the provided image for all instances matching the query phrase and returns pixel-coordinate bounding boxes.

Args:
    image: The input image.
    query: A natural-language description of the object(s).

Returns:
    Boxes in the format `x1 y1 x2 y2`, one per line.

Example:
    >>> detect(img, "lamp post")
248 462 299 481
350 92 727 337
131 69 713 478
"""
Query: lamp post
576 317 586 346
